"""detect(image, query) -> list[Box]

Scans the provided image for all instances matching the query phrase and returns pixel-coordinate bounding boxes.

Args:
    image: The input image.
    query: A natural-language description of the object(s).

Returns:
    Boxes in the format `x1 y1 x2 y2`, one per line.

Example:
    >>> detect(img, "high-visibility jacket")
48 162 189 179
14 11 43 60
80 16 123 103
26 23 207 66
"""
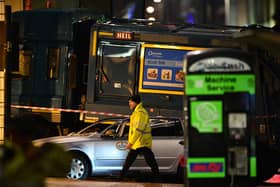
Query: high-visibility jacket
128 103 152 150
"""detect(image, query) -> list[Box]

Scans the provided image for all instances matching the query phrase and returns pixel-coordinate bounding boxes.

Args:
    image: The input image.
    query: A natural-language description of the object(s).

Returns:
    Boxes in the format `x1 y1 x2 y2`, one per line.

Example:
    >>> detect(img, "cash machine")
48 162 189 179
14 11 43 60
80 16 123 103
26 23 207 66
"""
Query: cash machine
183 48 256 187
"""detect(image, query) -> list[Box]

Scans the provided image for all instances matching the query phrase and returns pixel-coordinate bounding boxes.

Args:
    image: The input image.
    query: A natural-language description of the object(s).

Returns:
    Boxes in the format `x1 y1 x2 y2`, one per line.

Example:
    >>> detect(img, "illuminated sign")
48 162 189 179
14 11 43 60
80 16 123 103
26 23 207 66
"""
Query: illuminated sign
0 71 4 144
139 44 205 95
190 100 223 133
186 74 255 95
191 162 223 172
187 157 225 178
0 1 4 21
250 157 257 177
188 57 251 72
228 113 247 128
114 32 133 40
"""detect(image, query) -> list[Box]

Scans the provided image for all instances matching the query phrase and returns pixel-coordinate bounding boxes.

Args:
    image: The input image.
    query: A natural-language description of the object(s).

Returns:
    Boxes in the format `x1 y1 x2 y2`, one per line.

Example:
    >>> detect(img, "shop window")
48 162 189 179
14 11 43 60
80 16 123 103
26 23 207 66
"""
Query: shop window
47 48 60 79
18 50 32 77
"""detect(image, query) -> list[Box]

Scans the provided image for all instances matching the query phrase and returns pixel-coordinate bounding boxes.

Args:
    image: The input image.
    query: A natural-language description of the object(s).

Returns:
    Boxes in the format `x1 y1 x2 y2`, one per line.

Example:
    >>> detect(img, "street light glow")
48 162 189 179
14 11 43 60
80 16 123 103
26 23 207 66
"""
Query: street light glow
148 17 156 21
146 6 155 14
153 0 162 3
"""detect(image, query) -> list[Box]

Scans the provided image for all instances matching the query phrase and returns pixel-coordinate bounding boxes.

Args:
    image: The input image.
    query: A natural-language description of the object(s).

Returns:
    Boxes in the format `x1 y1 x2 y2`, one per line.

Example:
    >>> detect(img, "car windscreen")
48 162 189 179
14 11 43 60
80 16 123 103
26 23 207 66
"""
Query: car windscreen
77 122 114 135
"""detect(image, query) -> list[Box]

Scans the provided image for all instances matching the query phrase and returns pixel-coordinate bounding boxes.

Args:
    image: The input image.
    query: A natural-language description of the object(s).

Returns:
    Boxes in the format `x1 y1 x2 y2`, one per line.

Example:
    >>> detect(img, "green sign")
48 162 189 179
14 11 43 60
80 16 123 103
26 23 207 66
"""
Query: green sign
250 157 257 177
191 100 223 133
186 74 255 95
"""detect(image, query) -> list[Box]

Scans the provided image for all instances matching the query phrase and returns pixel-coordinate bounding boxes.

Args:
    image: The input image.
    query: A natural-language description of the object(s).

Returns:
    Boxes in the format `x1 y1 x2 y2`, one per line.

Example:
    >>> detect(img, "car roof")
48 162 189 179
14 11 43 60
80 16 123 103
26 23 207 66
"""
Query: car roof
79 116 182 131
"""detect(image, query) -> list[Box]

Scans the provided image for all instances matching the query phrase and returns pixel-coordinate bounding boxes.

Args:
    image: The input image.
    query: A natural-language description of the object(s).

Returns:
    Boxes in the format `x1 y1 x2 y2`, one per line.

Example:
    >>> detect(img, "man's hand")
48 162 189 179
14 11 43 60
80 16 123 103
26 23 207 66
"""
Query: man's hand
126 143 132 150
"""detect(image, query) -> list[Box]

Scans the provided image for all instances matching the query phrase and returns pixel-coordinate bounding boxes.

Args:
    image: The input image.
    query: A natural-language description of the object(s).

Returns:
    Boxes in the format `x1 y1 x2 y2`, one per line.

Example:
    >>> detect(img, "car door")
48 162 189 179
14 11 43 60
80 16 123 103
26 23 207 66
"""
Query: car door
131 118 184 173
144 119 184 172
93 122 129 172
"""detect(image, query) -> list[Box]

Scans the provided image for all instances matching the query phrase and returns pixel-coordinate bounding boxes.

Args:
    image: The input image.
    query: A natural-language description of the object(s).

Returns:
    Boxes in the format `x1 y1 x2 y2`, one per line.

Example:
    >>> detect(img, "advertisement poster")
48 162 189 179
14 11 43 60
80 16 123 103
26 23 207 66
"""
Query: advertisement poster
139 44 204 95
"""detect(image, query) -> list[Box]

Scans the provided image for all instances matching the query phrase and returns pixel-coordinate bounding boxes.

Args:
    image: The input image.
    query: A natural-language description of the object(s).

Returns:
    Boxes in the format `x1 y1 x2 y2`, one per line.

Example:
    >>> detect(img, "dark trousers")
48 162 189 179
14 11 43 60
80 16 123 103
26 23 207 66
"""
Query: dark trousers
121 147 159 177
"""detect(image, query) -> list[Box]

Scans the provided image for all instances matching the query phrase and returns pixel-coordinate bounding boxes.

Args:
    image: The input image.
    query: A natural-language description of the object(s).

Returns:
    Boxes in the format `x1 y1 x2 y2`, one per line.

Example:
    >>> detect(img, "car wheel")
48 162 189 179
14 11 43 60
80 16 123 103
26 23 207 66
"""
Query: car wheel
67 153 90 179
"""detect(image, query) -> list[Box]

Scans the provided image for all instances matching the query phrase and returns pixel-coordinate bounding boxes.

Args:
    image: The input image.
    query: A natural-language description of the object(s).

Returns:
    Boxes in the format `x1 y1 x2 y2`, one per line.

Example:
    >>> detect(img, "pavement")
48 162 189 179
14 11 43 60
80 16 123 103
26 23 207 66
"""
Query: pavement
46 178 280 187
46 178 184 187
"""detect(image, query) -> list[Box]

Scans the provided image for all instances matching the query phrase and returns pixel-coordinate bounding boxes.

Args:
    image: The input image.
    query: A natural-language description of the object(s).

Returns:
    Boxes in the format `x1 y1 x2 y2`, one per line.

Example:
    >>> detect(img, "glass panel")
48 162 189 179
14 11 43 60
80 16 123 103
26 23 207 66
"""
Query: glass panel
151 119 183 136
47 48 60 79
18 49 32 77
68 52 77 88
97 44 136 97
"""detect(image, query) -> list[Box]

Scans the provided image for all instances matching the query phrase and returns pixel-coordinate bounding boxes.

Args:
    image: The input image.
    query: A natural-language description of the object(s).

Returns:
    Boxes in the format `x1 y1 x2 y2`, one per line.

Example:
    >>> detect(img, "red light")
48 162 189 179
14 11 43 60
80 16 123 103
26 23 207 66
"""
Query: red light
179 155 186 167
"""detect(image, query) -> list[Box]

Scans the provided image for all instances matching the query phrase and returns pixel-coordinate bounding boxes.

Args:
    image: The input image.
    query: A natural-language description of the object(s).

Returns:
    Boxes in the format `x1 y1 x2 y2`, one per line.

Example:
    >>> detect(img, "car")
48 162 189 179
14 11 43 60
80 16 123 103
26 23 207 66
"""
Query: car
33 116 185 181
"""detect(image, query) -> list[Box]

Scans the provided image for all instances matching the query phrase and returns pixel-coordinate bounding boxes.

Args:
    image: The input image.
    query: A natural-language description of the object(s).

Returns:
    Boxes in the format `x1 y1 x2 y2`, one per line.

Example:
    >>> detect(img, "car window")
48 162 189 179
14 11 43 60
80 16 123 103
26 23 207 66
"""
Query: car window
102 123 120 136
122 125 129 137
151 119 183 136
106 120 128 137
79 119 123 134
80 123 112 134
120 118 183 137
101 119 130 136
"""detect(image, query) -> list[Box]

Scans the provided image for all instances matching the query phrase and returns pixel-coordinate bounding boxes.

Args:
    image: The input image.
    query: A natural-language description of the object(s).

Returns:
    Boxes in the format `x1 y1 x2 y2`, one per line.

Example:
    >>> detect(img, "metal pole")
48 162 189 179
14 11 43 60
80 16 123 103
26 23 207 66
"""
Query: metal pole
224 0 230 25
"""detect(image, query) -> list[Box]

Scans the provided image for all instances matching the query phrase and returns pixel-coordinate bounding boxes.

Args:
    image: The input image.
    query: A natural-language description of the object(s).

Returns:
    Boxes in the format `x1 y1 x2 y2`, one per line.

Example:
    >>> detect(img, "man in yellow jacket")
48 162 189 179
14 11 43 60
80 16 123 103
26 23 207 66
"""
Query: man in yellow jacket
121 95 159 178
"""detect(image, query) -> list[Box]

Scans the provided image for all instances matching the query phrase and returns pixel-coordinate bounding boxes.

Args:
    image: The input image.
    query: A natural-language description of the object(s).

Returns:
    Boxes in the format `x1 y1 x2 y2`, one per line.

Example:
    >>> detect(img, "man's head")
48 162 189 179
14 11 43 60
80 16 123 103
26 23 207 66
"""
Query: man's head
128 95 141 110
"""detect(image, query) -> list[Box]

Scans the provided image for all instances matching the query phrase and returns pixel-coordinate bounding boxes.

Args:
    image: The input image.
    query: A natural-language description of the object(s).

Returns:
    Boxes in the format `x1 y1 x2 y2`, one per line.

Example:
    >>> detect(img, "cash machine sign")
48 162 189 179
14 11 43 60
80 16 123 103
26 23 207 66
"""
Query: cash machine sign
188 57 251 72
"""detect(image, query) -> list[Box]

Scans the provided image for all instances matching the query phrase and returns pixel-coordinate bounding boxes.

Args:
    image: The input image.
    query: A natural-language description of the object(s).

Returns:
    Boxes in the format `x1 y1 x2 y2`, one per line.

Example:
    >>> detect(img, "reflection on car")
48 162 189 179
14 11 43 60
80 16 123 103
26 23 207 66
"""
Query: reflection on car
33 116 185 181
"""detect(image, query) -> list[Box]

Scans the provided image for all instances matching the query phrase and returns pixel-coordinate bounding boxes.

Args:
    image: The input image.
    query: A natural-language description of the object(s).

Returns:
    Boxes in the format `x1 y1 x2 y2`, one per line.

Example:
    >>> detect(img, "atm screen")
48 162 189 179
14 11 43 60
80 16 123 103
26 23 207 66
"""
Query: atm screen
228 113 247 128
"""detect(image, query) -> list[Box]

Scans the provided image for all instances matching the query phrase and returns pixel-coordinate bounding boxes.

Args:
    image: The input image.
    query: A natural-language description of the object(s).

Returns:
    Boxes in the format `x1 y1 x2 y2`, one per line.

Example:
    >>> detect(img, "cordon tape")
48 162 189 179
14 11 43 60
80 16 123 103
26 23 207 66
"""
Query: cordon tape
11 104 130 118
10 105 279 119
